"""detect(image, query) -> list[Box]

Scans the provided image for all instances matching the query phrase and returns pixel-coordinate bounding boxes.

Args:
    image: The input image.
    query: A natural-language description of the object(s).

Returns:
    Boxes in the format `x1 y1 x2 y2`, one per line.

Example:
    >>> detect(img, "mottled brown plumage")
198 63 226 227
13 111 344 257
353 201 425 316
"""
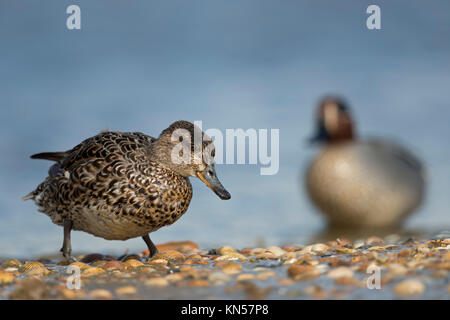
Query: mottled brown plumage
24 121 230 260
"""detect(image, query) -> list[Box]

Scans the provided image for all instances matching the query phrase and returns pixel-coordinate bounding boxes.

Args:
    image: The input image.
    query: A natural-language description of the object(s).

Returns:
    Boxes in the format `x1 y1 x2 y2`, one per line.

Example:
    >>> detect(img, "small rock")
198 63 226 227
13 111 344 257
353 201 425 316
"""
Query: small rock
2 259 21 269
187 279 210 287
387 264 408 276
287 265 320 280
155 240 199 253
89 289 113 300
82 267 105 277
311 243 329 253
255 271 276 280
124 259 144 268
101 261 125 271
282 246 303 252
80 253 105 263
148 258 169 266
160 250 186 263
145 277 169 287
327 267 354 279
265 246 286 257
214 252 246 261
0 271 15 284
165 273 184 282
444 251 450 261
366 236 384 245
393 279 425 296
10 278 48 299
208 272 231 284
236 274 255 281
69 261 91 271
278 278 294 286
115 286 137 295
220 262 242 275
19 262 50 276
334 276 359 286
304 285 326 299
217 246 236 255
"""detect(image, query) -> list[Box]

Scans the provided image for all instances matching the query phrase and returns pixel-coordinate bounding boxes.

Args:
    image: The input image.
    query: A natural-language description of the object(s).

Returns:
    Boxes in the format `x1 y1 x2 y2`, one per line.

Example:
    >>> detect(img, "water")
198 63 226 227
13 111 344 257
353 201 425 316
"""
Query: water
1 1 450 258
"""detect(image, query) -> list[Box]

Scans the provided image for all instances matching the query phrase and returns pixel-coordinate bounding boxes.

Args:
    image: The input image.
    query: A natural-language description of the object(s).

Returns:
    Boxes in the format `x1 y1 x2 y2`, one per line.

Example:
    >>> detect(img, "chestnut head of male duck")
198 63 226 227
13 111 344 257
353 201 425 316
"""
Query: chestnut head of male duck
309 97 355 144
24 120 230 261
306 97 425 229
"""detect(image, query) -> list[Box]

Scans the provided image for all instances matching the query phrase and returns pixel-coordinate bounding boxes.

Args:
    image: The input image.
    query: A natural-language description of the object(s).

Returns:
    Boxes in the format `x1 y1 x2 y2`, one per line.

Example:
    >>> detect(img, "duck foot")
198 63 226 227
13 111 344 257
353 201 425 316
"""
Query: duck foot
60 219 77 262
142 234 158 261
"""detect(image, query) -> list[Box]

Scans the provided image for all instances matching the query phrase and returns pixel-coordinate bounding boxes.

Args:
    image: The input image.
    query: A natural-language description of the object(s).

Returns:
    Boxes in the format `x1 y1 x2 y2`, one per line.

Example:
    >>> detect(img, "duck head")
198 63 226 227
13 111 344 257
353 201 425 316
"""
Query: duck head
310 97 355 144
151 120 231 200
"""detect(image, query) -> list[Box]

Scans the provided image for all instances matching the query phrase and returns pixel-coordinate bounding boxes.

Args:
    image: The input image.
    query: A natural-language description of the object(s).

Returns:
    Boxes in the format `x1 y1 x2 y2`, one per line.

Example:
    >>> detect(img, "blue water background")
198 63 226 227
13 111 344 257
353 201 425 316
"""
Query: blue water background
0 1 449 257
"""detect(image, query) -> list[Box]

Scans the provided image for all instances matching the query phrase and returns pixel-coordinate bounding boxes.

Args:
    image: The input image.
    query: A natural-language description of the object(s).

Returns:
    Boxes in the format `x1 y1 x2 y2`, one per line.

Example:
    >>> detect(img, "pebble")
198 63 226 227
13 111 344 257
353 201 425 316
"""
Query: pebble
115 286 137 295
255 271 276 280
327 267 354 279
219 262 243 275
145 277 169 287
393 279 425 296
159 250 186 263
366 236 384 245
69 261 91 271
387 263 408 276
444 251 450 261
124 259 144 268
89 289 113 300
236 273 255 281
217 246 236 255
80 253 105 263
165 273 184 283
0 271 15 284
311 243 329 253
19 262 50 276
102 261 126 271
334 276 360 286
208 272 231 284
287 265 320 281
214 252 246 261
2 259 21 269
2 236 448 300
265 246 286 257
82 267 106 277
282 246 303 252
156 240 199 253
187 279 210 287
148 258 169 266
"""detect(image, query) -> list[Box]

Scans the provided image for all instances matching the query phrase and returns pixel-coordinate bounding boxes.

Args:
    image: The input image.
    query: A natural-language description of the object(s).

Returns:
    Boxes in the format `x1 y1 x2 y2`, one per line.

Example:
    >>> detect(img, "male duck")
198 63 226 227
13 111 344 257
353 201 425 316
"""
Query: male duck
23 120 230 260
305 97 425 228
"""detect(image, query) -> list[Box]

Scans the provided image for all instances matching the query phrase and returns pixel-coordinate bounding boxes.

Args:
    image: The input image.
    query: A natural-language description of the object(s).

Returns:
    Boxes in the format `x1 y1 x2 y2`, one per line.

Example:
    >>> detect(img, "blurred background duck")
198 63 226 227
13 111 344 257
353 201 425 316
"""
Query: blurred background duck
305 97 426 229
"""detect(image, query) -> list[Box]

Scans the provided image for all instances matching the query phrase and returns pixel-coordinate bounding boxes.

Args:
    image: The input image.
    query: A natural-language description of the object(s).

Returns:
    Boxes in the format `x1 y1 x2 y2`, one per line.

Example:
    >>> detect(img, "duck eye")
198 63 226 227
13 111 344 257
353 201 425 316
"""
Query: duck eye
208 170 213 176
178 136 183 142
211 149 215 157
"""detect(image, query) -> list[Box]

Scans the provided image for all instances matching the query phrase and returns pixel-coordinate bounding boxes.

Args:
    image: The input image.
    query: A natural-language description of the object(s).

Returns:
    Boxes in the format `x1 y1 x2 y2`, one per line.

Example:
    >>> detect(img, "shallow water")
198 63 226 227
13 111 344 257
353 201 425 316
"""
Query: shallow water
1 1 450 258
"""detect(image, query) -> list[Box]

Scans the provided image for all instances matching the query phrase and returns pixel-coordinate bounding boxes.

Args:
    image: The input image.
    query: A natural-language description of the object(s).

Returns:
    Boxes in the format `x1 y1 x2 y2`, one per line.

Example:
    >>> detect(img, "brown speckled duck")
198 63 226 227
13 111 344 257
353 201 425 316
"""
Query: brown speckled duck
23 120 230 260
306 97 425 228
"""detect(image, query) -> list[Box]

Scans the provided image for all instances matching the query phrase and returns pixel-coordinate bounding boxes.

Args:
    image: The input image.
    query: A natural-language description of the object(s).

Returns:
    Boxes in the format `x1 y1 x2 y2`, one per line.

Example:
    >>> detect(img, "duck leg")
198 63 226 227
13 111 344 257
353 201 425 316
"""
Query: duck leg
142 234 158 259
60 219 76 261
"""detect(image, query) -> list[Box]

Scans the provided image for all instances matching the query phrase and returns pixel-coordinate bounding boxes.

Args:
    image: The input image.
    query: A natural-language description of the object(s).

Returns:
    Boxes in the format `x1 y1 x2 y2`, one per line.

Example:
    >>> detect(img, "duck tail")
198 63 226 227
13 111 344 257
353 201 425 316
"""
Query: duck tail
30 151 66 162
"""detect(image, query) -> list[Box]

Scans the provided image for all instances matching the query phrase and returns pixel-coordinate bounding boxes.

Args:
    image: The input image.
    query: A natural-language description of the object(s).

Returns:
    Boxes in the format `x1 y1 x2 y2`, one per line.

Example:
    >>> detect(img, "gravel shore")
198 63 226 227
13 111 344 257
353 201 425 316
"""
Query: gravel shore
1 235 449 300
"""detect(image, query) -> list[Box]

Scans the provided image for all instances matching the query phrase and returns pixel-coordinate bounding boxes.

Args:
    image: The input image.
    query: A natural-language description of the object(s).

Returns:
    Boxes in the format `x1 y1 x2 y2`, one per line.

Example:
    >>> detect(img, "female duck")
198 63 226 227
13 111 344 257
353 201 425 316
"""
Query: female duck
306 97 425 228
23 121 230 260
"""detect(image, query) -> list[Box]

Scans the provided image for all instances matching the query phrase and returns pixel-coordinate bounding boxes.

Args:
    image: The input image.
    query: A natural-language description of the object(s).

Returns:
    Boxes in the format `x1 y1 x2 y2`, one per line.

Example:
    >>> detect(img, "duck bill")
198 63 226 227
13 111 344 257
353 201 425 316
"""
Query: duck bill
308 124 329 145
196 167 231 200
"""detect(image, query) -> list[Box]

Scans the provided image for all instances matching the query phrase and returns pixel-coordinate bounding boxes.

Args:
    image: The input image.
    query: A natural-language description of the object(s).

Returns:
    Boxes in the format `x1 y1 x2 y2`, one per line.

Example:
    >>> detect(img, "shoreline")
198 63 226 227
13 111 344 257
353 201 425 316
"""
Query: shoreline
1 235 449 300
